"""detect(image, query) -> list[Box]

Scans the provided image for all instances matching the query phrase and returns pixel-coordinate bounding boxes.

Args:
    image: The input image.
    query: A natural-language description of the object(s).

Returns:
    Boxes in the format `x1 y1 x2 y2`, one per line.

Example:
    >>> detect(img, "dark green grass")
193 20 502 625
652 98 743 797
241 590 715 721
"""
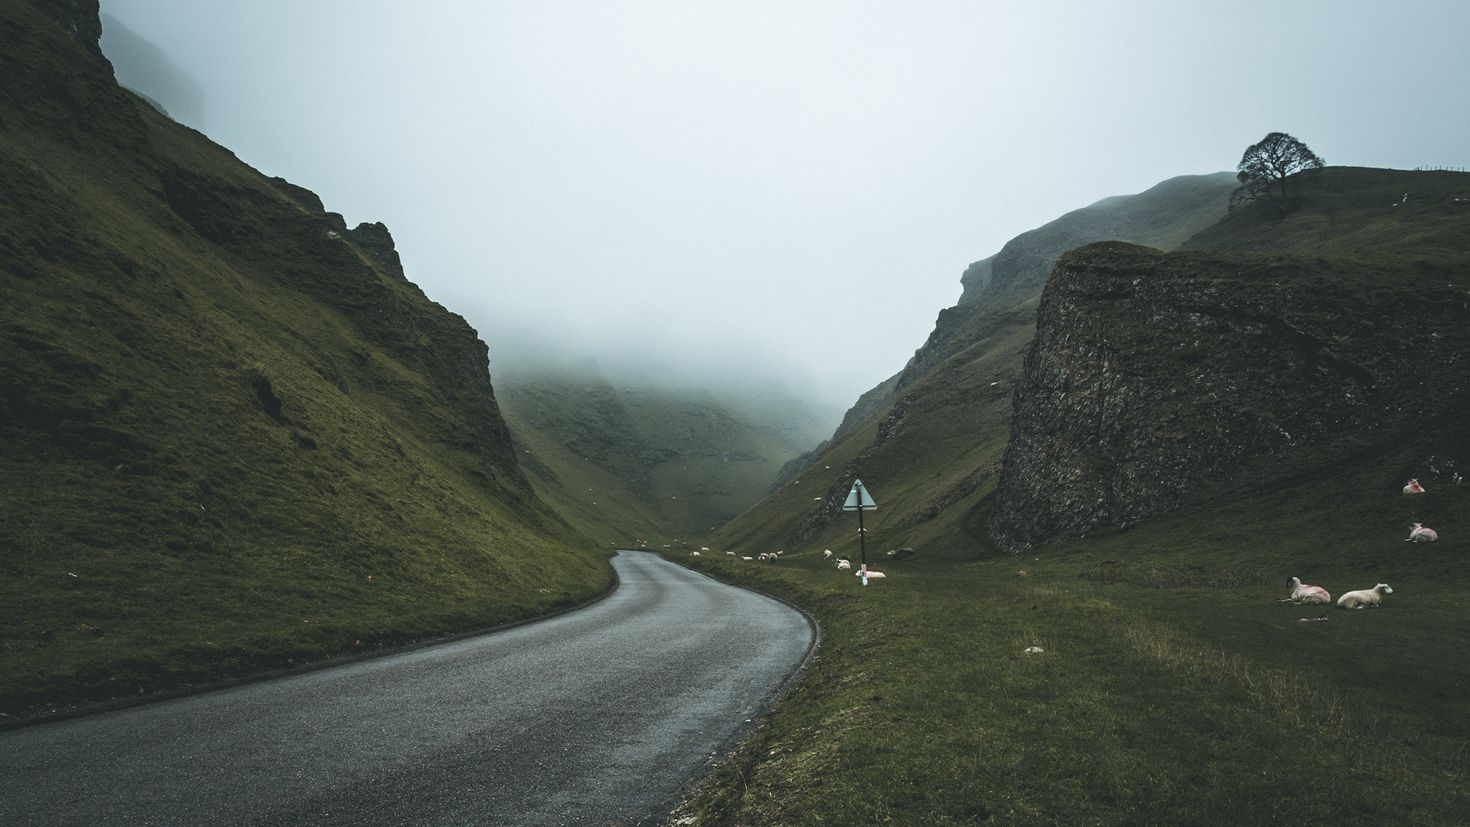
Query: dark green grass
668 467 1470 824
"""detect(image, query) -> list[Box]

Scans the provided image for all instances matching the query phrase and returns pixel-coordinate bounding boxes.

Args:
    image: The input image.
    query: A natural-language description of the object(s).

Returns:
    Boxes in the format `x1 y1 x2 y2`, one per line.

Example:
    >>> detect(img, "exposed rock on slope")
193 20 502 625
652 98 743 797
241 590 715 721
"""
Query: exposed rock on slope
992 240 1470 551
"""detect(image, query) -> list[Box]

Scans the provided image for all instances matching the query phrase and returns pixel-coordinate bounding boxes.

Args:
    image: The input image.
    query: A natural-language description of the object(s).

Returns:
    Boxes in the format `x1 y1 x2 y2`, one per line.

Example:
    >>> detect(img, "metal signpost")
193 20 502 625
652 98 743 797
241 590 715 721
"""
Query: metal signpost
842 479 877 585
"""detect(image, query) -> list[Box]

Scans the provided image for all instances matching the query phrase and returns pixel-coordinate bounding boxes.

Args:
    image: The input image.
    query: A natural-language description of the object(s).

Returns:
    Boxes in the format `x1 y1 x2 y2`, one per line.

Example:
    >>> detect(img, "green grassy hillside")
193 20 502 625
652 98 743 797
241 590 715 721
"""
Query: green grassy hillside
713 174 1238 560
0 0 608 714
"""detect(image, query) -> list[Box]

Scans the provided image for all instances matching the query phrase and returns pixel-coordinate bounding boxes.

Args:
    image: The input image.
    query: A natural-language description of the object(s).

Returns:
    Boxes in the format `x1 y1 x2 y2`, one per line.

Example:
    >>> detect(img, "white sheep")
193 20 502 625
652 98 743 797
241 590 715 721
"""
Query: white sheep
823 549 833 559
1406 523 1439 543
691 551 701 557
1285 576 1331 605
700 546 710 552
855 570 886 579
725 551 736 556
836 559 852 571
1403 478 1426 494
1337 583 1393 609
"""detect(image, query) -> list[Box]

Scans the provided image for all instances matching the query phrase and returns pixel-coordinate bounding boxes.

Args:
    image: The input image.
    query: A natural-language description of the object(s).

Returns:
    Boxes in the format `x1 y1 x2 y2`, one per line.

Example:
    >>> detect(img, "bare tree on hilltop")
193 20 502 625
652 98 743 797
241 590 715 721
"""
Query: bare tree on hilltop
1233 132 1325 214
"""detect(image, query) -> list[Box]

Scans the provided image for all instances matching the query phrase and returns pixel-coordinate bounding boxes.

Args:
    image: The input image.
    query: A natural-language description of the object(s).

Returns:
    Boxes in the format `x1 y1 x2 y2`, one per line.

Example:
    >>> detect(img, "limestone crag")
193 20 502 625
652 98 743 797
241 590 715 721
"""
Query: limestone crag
992 242 1470 552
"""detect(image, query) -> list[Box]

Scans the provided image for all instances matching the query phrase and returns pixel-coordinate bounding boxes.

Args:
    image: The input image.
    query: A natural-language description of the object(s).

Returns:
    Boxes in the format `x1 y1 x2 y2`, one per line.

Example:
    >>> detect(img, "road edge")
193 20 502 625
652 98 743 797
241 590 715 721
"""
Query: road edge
646 553 824 827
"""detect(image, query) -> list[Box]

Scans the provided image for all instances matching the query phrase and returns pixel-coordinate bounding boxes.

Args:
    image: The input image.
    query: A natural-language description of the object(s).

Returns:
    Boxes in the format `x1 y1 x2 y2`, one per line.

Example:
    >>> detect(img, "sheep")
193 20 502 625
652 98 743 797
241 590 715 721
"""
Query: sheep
823 549 833 559
836 559 852 571
1406 522 1439 543
1403 478 1426 494
1337 583 1393 609
1285 576 1331 605
691 551 701 557
700 546 710 552
725 551 736 556
741 556 754 561
855 570 886 579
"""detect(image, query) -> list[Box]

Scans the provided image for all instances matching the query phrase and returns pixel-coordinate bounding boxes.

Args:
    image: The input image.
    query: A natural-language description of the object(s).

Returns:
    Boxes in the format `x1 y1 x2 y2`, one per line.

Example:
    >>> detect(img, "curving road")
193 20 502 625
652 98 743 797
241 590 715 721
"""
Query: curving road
0 551 813 826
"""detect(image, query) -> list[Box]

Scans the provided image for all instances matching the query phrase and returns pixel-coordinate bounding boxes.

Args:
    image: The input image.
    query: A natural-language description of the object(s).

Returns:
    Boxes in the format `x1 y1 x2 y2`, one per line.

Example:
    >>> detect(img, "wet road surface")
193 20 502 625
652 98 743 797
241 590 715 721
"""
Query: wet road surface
0 551 813 825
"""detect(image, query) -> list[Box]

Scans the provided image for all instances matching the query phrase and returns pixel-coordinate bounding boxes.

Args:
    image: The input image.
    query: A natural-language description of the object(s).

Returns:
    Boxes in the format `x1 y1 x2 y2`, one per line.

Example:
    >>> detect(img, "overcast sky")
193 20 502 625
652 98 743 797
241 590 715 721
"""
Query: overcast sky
101 1 1470 413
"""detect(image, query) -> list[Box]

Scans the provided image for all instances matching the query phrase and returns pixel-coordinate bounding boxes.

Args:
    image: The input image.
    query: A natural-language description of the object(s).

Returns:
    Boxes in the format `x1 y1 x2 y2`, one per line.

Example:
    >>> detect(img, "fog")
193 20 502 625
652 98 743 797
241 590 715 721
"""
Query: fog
100 1 1470 414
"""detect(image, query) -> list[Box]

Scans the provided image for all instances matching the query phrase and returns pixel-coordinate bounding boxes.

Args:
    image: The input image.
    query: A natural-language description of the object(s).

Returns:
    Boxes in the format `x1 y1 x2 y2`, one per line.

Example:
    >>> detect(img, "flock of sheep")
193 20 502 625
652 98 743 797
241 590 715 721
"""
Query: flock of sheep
687 546 889 579
1284 476 1449 611
689 473 1453 599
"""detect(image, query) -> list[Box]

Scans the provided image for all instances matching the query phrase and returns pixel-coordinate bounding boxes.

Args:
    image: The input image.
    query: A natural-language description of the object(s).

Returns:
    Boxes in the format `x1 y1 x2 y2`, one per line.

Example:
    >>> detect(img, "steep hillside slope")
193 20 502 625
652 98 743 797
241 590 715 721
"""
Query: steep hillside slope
960 172 1238 306
994 168 1470 550
714 174 1235 557
0 0 607 713
498 366 831 543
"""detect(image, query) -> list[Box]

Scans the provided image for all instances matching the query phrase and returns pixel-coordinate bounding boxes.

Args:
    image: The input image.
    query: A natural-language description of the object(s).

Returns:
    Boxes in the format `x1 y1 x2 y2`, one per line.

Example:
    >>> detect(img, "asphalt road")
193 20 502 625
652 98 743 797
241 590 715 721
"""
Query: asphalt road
0 551 813 826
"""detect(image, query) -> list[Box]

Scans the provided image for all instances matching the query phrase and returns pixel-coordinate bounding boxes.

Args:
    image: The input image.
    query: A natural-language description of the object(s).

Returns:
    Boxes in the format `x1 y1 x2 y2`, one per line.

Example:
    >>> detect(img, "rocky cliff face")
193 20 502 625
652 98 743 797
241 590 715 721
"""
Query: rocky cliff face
991 241 1470 551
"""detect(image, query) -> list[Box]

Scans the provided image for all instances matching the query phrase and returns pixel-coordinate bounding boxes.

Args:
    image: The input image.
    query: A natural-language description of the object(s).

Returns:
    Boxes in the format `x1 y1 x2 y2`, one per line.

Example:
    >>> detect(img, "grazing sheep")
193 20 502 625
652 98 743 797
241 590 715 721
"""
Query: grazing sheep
1337 583 1393 609
1403 478 1426 494
823 549 833 559
725 551 736 556
1406 523 1439 543
741 556 754 561
836 559 852 571
691 551 701 557
700 547 710 552
1286 576 1332 605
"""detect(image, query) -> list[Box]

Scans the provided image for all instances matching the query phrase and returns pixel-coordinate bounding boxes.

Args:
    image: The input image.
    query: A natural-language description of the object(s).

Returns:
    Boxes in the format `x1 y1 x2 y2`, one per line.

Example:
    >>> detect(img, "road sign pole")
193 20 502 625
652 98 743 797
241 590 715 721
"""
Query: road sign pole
842 479 876 587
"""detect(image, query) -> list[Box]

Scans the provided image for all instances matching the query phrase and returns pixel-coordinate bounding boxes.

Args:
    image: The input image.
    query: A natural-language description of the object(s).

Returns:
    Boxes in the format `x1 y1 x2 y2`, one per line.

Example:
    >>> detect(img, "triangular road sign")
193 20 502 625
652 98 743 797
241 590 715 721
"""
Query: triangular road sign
842 478 877 511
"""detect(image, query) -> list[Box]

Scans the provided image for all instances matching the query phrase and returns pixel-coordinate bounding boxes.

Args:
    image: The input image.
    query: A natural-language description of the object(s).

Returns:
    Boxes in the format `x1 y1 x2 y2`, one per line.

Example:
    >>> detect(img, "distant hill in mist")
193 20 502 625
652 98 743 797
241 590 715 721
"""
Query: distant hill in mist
100 12 205 128
496 360 834 545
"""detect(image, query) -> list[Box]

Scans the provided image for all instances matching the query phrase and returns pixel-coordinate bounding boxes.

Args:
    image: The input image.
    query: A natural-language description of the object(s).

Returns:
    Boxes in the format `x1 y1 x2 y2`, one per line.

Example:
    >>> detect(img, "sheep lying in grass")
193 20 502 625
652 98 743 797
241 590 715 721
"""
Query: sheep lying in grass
836 559 852 571
1285 576 1332 605
823 549 833 559
1337 583 1393 609
1403 478 1426 494
1406 523 1439 543
855 570 886 579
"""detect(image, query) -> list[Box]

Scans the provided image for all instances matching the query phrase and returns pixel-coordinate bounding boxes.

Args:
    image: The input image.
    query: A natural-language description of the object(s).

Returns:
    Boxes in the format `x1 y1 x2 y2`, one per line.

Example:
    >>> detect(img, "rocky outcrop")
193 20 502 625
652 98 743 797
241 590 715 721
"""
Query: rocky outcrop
35 0 102 58
348 221 406 278
991 242 1470 551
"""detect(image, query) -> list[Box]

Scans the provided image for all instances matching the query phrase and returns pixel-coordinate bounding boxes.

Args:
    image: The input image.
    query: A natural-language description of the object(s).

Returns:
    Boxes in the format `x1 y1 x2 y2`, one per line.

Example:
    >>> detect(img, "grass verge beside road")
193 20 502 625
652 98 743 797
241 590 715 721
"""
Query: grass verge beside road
665 490 1470 824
